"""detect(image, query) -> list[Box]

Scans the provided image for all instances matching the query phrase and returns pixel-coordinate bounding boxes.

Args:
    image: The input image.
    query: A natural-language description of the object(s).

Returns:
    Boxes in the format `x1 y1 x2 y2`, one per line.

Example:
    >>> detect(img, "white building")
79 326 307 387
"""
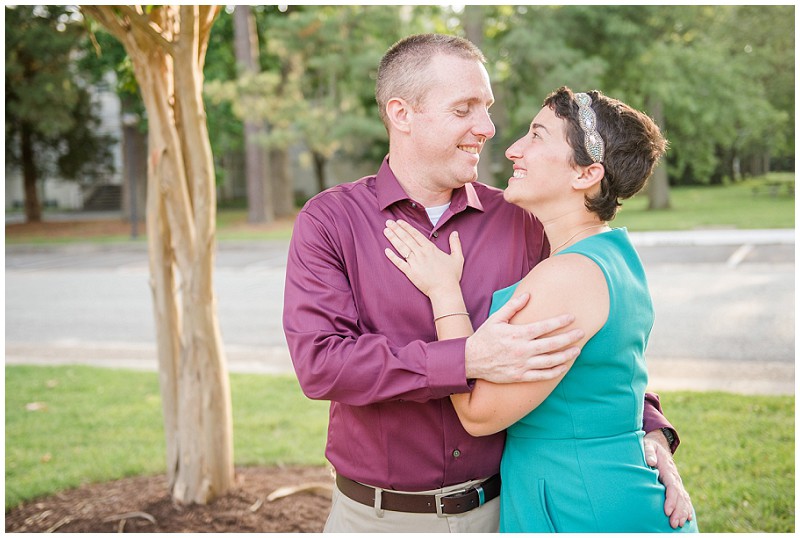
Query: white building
5 71 124 212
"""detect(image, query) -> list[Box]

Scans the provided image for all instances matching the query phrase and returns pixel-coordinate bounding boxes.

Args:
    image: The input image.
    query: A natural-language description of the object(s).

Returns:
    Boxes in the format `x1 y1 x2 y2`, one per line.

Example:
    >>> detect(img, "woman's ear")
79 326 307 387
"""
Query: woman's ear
386 97 413 134
571 162 605 191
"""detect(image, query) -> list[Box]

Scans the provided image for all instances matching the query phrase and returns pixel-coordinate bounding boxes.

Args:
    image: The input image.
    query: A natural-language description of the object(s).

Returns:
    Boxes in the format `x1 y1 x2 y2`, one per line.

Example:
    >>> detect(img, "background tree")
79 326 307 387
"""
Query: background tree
79 28 149 227
81 5 233 506
11 6 791 223
481 5 793 211
5 5 116 222
461 5 500 186
207 6 428 195
706 5 794 177
205 6 296 218
233 5 270 223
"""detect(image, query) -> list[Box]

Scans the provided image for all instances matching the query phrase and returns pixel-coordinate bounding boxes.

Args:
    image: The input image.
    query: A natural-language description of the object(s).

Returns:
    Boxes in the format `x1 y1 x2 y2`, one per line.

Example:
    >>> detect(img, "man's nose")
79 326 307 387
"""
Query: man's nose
474 108 496 140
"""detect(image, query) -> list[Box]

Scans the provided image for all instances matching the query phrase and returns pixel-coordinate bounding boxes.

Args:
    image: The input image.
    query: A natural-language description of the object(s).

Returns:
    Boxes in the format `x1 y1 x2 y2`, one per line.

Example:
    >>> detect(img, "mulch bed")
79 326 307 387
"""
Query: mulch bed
5 214 297 242
5 219 142 241
5 466 332 533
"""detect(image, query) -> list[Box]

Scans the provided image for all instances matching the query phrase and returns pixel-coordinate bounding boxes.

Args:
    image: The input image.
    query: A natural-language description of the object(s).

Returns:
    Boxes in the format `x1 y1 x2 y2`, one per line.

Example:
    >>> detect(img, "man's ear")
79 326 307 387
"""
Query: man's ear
385 97 413 134
571 162 605 191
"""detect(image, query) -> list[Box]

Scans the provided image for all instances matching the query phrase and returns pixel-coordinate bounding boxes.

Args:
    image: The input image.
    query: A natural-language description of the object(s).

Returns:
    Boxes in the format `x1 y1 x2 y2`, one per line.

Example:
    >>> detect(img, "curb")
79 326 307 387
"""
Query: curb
629 228 795 247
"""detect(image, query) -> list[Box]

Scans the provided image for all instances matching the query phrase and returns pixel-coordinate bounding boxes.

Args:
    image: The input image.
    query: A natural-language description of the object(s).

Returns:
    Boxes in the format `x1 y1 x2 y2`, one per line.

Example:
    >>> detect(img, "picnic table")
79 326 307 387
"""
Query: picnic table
752 179 794 197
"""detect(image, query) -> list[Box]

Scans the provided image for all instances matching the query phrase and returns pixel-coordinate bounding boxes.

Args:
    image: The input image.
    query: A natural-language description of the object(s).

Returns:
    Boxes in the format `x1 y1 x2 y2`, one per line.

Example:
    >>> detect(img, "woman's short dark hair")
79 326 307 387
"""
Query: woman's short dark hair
543 86 668 221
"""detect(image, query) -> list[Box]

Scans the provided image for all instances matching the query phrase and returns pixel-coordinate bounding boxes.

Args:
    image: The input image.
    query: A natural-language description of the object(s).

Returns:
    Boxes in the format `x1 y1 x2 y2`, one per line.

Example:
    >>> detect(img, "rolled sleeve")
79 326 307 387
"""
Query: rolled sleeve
643 392 680 453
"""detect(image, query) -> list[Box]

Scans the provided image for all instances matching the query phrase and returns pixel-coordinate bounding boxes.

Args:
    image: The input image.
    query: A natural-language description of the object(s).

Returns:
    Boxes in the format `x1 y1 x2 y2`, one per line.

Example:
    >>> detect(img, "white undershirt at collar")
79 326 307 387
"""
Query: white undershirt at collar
425 202 451 227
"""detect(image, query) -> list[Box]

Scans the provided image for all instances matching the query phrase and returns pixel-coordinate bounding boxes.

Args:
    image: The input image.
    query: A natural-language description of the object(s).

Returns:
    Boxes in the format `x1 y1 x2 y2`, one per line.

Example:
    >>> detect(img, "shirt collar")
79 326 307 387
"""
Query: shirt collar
376 156 485 214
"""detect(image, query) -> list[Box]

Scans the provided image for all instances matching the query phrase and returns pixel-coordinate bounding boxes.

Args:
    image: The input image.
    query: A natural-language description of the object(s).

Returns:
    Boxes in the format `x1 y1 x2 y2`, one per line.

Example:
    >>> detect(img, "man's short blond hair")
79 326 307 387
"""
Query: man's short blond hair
376 34 486 132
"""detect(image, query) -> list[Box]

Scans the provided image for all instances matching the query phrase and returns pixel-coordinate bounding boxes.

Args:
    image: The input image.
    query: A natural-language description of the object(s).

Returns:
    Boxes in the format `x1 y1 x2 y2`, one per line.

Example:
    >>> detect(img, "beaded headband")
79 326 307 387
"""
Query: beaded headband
575 92 605 163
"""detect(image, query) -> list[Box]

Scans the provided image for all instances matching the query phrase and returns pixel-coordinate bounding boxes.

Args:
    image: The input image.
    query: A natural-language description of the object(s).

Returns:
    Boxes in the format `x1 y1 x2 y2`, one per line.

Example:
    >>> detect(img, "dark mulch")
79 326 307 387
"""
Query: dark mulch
5 218 143 240
5 466 332 533
5 214 297 242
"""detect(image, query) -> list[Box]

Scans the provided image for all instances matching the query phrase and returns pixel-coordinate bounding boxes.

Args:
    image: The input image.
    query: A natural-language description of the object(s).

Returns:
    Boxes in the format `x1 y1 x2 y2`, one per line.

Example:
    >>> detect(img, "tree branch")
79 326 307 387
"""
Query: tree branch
116 5 176 54
80 6 128 45
198 5 221 39
81 5 175 57
197 5 221 67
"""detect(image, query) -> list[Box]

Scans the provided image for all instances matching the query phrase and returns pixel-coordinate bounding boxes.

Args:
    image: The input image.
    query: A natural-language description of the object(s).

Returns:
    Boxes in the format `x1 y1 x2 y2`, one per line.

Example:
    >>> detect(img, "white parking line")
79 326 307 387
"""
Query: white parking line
726 244 754 267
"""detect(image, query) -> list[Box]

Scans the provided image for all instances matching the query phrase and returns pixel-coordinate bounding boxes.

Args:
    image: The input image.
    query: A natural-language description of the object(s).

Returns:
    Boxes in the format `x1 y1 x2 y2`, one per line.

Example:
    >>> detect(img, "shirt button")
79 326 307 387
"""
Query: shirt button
432 231 439 238
452 449 461 458
411 202 417 208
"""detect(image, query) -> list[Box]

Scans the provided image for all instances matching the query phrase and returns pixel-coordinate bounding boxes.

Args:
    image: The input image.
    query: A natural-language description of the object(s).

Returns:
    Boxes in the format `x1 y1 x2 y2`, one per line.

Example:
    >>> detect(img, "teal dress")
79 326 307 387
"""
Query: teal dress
492 228 698 533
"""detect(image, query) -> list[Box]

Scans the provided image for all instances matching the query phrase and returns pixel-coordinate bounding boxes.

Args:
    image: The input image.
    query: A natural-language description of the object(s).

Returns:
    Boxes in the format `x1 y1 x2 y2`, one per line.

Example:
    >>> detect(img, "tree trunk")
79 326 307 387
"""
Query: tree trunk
81 5 233 506
312 151 327 193
20 123 42 223
270 147 295 217
233 5 272 223
646 97 671 210
761 151 771 175
709 146 726 185
121 95 147 231
462 5 495 186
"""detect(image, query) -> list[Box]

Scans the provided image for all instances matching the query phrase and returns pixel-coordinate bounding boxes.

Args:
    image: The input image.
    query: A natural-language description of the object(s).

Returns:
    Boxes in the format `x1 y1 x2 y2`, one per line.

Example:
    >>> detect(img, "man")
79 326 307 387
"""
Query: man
283 33 691 533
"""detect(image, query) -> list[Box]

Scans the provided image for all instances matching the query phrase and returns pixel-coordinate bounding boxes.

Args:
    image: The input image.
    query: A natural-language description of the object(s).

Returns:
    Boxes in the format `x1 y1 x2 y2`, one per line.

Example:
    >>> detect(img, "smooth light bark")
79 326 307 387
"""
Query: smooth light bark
81 5 233 505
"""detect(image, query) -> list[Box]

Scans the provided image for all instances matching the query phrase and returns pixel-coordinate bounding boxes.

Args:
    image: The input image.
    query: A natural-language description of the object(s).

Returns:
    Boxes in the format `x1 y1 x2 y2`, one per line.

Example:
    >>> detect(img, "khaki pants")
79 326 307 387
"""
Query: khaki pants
324 478 500 533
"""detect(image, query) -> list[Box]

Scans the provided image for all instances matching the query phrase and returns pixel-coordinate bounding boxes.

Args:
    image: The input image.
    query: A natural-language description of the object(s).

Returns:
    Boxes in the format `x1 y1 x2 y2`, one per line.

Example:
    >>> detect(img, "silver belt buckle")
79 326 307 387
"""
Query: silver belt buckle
434 487 467 518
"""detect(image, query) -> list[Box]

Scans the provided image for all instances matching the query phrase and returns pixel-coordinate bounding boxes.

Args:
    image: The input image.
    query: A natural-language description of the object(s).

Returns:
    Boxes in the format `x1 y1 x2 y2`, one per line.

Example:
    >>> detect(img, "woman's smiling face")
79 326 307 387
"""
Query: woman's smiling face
503 105 578 211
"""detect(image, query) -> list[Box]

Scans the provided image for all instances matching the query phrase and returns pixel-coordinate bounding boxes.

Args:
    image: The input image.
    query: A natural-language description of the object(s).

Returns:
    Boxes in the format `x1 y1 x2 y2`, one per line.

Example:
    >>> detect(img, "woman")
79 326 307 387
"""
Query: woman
382 87 698 532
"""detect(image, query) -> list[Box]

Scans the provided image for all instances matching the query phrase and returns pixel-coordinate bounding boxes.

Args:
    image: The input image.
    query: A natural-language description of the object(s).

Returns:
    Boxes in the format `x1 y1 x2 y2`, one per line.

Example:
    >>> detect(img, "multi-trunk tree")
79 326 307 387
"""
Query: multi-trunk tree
81 5 234 505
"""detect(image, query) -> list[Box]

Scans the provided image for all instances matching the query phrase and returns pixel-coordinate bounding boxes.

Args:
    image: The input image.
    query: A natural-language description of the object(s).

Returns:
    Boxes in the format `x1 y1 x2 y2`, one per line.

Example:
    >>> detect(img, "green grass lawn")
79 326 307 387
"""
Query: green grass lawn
5 366 328 510
5 365 794 532
612 172 795 231
662 392 795 532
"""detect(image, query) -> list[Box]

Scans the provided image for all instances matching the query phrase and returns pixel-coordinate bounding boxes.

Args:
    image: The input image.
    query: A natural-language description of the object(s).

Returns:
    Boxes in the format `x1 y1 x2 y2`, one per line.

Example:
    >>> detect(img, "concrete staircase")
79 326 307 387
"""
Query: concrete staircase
83 184 122 211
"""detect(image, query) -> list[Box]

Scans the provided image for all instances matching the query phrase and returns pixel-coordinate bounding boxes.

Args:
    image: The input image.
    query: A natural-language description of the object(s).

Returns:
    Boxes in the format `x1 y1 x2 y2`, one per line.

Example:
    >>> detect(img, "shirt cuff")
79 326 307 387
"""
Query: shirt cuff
643 392 680 453
425 337 471 398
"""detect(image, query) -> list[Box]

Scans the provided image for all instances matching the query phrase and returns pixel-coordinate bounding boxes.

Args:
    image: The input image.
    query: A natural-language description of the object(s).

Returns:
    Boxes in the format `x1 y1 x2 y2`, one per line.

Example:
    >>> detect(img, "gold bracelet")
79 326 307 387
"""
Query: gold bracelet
433 311 470 323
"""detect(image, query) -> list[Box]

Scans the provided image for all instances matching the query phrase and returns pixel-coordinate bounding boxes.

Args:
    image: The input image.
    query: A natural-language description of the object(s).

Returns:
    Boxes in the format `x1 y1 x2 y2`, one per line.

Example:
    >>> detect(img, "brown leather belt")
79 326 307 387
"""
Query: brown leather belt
335 473 501 517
